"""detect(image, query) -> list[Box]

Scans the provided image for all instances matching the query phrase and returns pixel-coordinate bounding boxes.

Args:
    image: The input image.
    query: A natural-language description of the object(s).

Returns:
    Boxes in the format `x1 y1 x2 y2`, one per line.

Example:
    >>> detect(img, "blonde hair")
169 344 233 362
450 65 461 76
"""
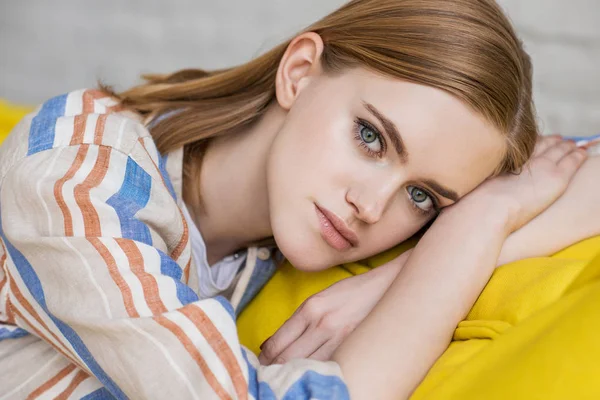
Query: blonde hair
103 0 537 179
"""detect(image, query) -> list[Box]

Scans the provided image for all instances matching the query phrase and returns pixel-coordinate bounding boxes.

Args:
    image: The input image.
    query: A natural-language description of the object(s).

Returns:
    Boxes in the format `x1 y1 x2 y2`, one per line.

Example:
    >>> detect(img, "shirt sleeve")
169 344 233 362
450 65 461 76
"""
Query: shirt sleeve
0 92 349 400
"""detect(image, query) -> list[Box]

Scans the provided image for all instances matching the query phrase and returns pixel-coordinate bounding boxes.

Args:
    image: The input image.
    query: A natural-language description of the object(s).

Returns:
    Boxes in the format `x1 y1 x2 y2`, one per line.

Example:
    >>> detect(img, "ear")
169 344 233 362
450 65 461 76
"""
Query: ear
275 32 324 111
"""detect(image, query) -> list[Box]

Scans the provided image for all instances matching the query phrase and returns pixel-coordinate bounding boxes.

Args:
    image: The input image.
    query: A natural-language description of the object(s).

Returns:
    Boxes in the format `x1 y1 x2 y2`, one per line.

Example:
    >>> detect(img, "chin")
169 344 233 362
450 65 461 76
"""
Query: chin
272 229 333 272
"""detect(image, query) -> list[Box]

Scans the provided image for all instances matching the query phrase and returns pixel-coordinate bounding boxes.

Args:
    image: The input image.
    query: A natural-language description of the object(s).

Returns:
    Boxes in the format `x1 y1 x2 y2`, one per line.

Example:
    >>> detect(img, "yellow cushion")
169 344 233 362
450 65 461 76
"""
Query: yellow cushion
237 236 600 399
0 99 33 145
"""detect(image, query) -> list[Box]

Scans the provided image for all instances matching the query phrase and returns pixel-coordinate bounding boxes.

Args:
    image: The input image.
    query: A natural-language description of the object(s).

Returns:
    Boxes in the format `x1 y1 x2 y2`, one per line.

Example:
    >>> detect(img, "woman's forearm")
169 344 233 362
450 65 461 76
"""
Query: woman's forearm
332 195 512 400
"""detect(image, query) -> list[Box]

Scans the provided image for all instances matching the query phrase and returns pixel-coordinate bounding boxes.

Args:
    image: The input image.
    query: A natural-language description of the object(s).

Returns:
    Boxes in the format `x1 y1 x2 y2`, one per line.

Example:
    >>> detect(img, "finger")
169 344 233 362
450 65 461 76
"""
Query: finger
269 327 329 365
532 135 562 157
541 139 577 162
308 338 343 362
557 147 588 178
258 314 308 365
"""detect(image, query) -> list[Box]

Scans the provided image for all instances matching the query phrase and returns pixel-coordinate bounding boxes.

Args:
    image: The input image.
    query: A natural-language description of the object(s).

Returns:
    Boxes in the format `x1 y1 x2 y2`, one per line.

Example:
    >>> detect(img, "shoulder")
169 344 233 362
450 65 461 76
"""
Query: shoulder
0 89 164 186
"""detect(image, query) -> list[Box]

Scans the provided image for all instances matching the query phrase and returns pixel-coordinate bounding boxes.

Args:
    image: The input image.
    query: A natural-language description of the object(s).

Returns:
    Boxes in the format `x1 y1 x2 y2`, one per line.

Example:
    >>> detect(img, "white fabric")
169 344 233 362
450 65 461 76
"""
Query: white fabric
180 201 246 299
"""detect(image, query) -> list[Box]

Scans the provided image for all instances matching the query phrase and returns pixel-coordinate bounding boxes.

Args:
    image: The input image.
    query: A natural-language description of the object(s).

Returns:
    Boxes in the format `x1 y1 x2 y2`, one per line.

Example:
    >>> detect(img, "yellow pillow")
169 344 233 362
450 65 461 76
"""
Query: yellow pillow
0 99 33 144
237 237 600 399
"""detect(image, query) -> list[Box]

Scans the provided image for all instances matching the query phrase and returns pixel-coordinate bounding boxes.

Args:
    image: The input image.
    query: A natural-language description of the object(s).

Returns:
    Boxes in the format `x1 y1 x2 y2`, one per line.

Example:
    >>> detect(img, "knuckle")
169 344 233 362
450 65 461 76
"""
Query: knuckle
561 141 576 151
316 316 338 333
274 356 287 365
339 324 355 337
301 297 324 319
261 339 279 359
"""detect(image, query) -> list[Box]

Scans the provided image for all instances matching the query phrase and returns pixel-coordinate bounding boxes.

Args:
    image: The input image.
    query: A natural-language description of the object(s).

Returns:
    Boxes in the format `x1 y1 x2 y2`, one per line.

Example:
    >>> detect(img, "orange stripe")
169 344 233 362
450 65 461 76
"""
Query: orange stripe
9 280 75 360
82 89 107 114
154 315 232 400
116 239 167 315
26 363 76 399
137 138 189 261
0 240 6 300
54 145 90 236
181 305 248 399
0 237 6 267
170 211 189 262
0 274 6 296
69 114 88 146
55 370 89 400
4 296 16 324
93 114 108 145
88 238 139 318
74 146 111 237
82 90 96 114
183 259 191 285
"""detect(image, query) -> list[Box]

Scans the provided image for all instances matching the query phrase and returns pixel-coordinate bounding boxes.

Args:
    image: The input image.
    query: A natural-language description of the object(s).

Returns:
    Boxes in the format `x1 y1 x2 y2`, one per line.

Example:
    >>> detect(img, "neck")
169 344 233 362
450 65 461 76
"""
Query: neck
182 102 285 265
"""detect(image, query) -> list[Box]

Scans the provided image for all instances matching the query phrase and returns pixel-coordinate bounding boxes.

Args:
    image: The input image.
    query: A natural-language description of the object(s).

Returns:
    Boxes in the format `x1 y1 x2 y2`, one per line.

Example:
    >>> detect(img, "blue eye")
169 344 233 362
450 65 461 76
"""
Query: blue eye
407 186 435 214
360 125 378 144
354 119 384 157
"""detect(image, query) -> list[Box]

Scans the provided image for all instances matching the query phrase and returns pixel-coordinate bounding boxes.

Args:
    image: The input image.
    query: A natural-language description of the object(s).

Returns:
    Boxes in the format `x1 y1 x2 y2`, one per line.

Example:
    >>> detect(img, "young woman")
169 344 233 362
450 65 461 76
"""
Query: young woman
1 0 598 399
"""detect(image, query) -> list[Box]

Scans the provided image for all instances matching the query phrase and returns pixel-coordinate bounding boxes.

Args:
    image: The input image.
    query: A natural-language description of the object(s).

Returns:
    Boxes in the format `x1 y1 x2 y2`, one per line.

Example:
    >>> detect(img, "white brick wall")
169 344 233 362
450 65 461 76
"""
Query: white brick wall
496 0 600 135
1 0 598 135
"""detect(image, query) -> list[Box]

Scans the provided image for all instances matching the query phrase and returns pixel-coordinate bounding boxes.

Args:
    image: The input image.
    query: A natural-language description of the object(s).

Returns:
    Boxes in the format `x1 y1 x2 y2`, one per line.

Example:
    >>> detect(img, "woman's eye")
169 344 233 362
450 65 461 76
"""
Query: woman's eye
360 125 381 152
354 119 384 157
407 185 434 213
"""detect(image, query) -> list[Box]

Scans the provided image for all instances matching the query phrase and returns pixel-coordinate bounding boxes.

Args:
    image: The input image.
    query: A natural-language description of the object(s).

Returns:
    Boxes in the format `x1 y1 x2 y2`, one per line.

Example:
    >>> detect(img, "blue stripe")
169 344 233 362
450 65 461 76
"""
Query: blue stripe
563 133 600 141
27 93 68 156
106 155 195 306
0 327 30 340
158 153 177 200
235 255 276 316
214 295 235 320
0 212 127 399
242 349 276 400
106 157 152 246
81 388 116 400
283 371 350 400
159 251 199 305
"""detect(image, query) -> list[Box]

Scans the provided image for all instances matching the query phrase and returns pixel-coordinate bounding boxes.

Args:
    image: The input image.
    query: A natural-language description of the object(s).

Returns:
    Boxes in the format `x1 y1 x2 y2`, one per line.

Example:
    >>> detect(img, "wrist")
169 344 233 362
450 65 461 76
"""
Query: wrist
443 191 515 236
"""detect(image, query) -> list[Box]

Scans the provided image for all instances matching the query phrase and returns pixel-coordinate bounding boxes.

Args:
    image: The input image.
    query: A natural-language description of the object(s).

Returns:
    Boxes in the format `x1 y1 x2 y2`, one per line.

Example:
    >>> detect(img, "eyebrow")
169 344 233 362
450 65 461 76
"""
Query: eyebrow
363 101 408 163
422 179 459 202
362 101 459 203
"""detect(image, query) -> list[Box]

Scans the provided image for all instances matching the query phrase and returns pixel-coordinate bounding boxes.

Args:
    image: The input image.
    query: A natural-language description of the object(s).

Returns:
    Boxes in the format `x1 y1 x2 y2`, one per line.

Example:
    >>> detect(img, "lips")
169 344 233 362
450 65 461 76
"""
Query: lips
315 204 359 251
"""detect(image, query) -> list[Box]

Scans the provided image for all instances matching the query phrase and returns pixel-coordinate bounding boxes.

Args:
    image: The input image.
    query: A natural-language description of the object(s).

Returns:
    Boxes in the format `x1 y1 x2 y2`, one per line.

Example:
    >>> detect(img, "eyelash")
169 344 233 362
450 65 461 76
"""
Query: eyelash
353 118 387 158
408 187 441 216
352 116 441 217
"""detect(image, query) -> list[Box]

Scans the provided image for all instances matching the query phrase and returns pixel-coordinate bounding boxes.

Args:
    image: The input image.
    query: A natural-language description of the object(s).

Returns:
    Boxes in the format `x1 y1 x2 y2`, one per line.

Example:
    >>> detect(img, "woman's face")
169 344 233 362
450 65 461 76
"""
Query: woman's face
267 68 506 271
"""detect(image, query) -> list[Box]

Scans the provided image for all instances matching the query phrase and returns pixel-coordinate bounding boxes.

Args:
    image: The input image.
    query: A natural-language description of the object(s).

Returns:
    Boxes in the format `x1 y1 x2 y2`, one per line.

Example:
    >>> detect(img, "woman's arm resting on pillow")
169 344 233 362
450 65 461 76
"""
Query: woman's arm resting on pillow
332 138 586 400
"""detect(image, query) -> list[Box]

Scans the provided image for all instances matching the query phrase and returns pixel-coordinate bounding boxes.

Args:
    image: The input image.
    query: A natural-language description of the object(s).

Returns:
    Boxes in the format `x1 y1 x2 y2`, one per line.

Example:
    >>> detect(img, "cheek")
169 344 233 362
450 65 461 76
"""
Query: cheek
270 118 360 192
366 203 430 255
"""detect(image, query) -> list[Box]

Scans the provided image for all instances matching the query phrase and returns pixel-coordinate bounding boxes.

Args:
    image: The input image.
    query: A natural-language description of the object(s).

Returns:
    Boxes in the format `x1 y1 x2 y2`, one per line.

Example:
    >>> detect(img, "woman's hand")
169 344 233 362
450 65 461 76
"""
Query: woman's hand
496 134 600 265
258 250 412 365
469 134 588 233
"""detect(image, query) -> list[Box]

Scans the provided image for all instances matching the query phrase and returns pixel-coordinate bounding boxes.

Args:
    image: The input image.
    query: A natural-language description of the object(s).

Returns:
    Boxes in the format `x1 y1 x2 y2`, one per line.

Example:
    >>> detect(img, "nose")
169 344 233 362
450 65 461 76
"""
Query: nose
345 179 399 225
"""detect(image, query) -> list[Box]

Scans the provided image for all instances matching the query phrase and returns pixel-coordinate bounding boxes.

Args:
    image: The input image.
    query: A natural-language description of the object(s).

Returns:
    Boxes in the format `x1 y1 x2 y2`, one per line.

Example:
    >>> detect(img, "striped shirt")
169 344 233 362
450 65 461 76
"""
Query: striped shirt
0 89 348 399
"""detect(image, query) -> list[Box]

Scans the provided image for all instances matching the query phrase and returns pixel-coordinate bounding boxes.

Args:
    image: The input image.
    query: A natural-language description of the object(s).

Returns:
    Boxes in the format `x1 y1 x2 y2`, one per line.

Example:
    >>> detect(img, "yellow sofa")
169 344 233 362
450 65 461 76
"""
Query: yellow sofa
0 100 32 144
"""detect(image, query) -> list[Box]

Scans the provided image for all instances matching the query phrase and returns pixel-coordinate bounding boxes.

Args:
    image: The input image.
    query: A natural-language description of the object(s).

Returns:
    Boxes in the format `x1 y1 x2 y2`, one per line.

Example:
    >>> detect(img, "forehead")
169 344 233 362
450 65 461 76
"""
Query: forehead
344 69 506 196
